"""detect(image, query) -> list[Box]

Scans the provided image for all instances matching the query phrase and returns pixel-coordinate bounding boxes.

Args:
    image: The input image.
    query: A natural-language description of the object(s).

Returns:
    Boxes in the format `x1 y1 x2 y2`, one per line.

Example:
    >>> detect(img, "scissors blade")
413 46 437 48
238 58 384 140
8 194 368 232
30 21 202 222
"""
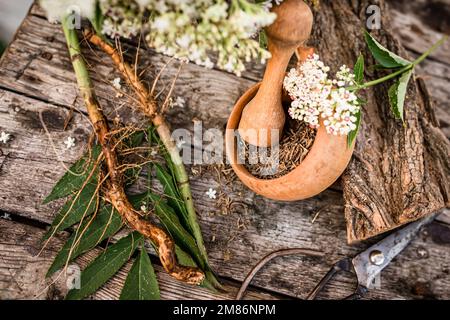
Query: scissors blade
352 212 438 289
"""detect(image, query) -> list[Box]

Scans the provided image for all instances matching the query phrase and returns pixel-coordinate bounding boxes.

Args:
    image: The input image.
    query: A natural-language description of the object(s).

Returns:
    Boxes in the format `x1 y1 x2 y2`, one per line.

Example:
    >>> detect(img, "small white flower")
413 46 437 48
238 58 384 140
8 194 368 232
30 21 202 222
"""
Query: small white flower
176 34 192 49
0 131 11 144
64 136 76 149
111 78 123 97
172 96 186 108
153 16 170 32
140 205 148 212
206 188 217 199
112 77 122 90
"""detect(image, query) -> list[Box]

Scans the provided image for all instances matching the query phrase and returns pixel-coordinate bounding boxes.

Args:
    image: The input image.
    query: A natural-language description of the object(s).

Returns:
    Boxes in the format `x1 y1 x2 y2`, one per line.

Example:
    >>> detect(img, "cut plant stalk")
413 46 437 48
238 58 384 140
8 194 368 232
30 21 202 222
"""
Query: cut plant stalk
61 16 204 285
83 30 221 288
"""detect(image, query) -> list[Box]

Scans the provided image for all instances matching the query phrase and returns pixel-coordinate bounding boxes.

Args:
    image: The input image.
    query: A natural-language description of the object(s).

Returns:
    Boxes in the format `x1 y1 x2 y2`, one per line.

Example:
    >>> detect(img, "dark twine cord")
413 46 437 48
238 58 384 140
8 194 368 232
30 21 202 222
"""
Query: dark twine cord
236 248 324 300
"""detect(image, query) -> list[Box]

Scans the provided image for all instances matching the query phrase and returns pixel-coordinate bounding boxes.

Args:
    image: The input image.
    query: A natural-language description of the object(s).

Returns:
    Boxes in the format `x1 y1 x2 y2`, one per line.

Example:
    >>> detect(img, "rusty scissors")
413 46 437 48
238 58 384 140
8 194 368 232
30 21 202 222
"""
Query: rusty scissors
236 212 438 300
306 212 438 299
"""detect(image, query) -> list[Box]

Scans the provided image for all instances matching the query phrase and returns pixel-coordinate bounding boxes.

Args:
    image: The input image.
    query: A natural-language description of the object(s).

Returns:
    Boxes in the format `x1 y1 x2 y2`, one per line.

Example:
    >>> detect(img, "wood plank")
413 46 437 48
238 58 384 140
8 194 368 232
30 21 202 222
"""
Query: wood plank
414 60 450 139
0 218 278 300
1 7 448 143
0 3 450 300
18 3 450 142
390 9 450 66
1 90 450 299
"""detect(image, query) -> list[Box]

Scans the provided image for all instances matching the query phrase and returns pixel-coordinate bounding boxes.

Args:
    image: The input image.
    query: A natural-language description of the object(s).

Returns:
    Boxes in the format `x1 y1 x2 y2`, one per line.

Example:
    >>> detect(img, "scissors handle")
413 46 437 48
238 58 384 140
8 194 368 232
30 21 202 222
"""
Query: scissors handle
307 258 354 300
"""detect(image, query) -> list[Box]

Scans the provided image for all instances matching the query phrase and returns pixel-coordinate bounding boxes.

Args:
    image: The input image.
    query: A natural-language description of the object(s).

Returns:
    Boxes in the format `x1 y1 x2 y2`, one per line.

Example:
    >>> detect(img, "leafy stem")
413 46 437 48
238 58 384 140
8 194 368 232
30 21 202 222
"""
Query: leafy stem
346 33 447 147
349 35 447 92
348 64 413 91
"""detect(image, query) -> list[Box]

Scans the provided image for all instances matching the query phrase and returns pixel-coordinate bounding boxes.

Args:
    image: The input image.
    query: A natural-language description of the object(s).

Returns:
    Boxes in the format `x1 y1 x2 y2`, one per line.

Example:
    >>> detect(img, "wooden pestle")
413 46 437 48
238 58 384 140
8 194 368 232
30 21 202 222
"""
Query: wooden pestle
238 0 313 147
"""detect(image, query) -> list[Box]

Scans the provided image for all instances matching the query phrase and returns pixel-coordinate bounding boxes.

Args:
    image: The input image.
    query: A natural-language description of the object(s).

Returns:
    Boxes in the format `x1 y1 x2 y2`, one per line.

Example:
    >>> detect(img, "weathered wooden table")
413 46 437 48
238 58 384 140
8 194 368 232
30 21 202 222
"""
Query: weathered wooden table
0 2 449 300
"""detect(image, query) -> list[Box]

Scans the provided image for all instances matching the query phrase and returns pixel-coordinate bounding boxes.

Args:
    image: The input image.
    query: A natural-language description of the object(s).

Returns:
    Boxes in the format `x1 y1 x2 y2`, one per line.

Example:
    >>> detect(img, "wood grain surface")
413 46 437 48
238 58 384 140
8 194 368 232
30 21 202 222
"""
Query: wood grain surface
0 1 449 300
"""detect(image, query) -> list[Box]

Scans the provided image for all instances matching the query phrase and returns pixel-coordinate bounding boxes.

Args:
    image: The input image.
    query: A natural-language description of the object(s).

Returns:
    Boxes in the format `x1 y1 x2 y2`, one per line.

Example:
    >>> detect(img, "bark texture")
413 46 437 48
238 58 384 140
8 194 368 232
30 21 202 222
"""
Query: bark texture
308 0 450 242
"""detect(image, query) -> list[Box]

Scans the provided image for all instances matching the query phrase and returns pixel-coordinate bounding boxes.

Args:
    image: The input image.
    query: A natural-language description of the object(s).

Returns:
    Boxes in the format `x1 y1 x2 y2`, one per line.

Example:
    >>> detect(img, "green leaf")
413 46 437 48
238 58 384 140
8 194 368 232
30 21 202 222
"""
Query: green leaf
46 204 123 277
149 129 221 289
368 64 390 72
154 164 193 235
353 54 365 84
174 246 217 291
47 193 149 277
43 145 101 204
364 31 410 68
388 69 413 121
89 1 105 37
347 109 362 148
45 182 99 237
65 232 142 300
130 193 150 210
120 248 160 300
147 192 205 270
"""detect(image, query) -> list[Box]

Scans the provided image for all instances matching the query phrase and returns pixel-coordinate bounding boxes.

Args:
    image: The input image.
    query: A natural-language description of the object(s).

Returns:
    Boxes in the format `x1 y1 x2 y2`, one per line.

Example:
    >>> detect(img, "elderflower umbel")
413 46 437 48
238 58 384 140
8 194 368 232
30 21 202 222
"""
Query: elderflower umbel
100 0 144 38
98 0 276 76
284 54 360 136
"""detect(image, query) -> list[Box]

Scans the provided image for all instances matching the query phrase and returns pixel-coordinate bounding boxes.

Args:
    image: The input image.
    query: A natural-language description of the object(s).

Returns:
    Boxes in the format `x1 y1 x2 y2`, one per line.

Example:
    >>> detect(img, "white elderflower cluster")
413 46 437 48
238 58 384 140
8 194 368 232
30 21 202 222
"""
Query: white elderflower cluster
284 54 360 136
100 0 144 38
99 0 276 76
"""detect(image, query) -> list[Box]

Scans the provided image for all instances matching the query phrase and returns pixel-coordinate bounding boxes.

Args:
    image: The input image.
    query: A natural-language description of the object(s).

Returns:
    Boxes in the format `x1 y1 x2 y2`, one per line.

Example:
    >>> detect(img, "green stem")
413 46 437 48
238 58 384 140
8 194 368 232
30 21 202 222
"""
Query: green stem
153 116 222 289
62 17 94 101
349 64 413 91
348 35 448 91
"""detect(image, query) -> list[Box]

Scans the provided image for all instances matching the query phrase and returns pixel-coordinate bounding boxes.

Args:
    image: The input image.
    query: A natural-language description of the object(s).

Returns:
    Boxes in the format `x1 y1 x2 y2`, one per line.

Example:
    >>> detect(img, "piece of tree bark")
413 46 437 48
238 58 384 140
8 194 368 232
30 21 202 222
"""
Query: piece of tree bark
306 0 450 243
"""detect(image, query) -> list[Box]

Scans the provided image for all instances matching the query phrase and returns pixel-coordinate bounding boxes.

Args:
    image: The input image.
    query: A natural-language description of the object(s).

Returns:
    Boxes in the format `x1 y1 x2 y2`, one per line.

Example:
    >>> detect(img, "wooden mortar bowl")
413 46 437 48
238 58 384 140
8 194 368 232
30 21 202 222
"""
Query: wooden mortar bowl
226 83 355 201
